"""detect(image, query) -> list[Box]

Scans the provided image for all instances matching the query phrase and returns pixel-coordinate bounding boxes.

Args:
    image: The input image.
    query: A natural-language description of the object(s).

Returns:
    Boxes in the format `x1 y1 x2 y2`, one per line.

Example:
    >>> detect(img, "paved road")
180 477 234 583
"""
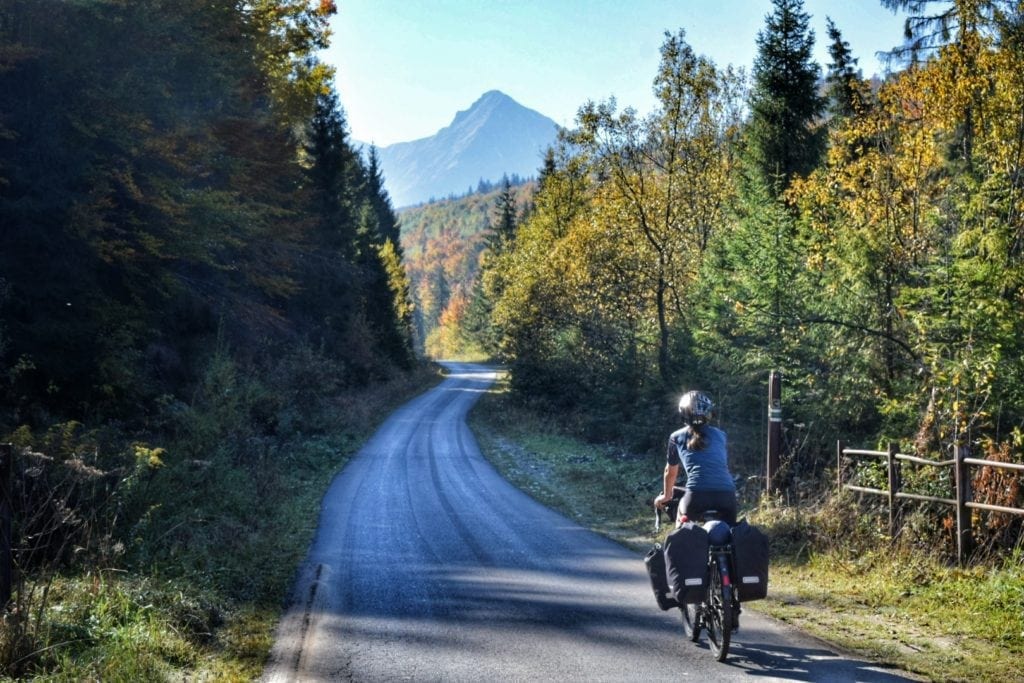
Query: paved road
262 362 917 682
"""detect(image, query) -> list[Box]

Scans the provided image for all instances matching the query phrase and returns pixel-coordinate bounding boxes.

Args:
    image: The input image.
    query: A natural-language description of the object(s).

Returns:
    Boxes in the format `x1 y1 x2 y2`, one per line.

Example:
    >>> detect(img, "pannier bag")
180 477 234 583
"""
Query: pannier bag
643 543 678 611
730 519 769 601
663 522 709 604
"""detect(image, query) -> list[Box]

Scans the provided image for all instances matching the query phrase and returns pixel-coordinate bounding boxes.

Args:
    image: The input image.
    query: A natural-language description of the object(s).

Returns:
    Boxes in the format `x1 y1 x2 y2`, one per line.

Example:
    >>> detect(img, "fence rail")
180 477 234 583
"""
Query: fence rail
836 441 1024 564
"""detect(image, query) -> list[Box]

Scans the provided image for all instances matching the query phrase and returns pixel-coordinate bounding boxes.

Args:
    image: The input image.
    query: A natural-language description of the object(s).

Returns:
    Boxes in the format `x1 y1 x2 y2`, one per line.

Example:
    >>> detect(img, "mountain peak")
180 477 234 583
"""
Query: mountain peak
450 90 523 129
476 89 514 105
375 91 559 207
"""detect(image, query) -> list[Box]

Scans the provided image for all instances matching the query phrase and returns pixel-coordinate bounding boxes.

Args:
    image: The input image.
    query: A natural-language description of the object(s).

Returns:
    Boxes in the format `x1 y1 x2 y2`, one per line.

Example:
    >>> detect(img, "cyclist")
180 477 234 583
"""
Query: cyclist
654 390 737 526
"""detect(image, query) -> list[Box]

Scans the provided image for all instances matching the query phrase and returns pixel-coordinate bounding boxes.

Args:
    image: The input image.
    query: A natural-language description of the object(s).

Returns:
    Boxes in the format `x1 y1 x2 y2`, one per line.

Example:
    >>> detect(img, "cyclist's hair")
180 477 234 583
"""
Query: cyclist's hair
687 424 707 451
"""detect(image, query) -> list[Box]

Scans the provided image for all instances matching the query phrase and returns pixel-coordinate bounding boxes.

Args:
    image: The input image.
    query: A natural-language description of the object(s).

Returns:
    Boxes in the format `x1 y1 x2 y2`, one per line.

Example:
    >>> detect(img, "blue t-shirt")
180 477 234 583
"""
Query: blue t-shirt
667 425 735 492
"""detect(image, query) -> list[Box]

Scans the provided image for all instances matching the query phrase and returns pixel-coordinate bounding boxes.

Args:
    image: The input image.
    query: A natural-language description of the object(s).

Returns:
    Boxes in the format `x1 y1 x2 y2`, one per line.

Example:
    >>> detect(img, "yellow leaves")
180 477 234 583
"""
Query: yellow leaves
790 60 956 288
133 444 166 470
805 250 826 273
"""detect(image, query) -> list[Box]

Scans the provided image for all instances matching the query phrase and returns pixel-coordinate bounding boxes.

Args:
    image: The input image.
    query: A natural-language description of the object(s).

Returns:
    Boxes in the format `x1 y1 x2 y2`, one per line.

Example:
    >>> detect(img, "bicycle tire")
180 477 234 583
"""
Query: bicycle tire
680 601 701 642
706 561 732 661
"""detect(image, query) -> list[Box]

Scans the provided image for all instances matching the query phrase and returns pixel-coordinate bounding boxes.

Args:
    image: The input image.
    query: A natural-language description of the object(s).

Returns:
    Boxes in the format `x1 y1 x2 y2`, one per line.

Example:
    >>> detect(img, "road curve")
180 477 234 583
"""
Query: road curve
262 362 917 682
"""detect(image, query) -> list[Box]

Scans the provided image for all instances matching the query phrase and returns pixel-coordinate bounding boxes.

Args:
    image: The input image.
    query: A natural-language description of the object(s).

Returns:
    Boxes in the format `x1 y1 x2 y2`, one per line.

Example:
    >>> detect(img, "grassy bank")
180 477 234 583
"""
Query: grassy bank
468 375 1024 683
2 363 441 681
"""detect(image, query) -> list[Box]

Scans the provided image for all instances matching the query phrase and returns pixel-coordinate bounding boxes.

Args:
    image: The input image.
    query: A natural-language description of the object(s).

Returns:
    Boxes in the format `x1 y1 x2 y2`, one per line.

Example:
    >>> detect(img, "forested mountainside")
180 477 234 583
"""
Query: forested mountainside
398 178 535 356
375 91 558 207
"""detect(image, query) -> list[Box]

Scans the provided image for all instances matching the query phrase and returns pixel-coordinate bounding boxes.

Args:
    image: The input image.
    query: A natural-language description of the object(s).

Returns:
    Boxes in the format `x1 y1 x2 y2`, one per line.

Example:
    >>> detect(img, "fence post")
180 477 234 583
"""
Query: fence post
767 371 782 494
954 444 973 565
836 440 844 493
0 443 11 608
887 442 901 539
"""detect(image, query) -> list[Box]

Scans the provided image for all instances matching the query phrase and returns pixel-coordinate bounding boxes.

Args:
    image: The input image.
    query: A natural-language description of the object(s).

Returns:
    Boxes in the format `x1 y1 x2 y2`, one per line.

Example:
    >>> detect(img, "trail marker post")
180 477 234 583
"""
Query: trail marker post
767 371 782 494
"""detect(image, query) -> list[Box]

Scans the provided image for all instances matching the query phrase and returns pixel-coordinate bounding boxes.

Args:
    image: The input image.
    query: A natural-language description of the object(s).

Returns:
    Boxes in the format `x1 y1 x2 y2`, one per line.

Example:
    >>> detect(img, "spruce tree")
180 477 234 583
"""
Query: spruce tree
747 0 825 196
881 0 1003 62
305 89 359 257
364 146 402 247
824 18 866 121
492 175 518 249
352 150 415 370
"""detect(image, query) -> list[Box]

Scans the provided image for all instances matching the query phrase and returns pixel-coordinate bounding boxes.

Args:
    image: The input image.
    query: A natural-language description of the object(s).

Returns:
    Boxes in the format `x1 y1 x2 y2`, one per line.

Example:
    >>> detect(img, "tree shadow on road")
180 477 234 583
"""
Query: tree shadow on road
727 639 922 681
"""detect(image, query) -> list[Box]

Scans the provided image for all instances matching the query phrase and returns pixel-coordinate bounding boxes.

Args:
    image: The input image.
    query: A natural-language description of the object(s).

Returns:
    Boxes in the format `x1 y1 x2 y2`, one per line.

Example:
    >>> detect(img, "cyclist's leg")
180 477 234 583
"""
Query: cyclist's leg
714 490 737 526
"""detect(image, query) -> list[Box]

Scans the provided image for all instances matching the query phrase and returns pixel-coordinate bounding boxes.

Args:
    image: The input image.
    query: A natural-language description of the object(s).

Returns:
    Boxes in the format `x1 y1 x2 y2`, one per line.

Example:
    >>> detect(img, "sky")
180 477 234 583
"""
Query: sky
323 1 910 147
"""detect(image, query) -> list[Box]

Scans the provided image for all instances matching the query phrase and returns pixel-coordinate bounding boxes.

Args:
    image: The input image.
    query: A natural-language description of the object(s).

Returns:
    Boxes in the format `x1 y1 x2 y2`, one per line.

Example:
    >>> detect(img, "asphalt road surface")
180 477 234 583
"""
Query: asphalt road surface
262 362 918 682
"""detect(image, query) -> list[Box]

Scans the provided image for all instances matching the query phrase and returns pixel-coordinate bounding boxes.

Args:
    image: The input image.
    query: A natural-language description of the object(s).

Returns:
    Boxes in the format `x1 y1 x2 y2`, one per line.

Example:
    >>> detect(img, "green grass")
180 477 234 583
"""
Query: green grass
468 374 1024 683
762 551 1024 682
5 364 443 681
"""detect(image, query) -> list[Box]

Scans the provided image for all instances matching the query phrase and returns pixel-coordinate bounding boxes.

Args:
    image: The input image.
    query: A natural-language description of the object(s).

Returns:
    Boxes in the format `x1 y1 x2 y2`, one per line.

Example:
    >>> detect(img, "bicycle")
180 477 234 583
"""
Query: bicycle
656 505 737 662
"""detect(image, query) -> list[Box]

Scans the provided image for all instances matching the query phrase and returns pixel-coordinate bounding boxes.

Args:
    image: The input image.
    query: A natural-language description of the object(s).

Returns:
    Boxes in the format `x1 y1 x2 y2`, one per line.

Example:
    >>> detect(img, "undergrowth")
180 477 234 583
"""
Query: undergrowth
0 349 440 680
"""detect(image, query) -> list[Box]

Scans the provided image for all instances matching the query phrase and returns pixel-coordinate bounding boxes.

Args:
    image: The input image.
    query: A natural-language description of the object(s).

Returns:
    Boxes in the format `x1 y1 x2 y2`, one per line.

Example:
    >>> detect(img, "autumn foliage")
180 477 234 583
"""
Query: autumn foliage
454 2 1024 553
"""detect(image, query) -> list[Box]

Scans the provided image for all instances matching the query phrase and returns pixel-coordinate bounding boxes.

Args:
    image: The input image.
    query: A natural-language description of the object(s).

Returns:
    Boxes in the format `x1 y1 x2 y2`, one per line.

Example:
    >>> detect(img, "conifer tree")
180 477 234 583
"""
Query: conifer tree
353 153 415 370
824 18 867 121
364 146 402 247
881 0 1005 62
491 175 519 250
747 0 825 195
305 89 360 257
538 147 558 191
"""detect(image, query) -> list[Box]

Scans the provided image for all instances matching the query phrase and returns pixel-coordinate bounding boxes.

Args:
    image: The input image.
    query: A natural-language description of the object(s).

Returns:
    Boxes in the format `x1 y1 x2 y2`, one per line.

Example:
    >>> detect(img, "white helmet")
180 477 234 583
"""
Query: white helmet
678 390 713 426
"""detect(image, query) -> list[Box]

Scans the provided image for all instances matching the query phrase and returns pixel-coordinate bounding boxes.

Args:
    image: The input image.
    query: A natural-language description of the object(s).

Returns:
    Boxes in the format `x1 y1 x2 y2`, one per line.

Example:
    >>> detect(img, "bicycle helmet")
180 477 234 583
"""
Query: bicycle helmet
678 390 714 426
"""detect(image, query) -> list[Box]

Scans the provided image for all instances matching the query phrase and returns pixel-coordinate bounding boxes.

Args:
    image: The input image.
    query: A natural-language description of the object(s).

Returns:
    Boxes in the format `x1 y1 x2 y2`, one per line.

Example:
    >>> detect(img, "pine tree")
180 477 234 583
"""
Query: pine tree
538 147 558 191
305 89 360 257
353 151 416 370
364 146 401 247
491 175 518 250
748 0 826 196
881 0 1004 62
824 18 867 121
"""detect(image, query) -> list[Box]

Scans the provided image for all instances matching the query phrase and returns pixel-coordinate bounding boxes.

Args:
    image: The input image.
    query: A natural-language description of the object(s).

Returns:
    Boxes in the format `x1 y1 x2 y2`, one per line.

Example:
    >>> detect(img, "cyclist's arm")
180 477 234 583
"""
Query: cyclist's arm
656 463 679 507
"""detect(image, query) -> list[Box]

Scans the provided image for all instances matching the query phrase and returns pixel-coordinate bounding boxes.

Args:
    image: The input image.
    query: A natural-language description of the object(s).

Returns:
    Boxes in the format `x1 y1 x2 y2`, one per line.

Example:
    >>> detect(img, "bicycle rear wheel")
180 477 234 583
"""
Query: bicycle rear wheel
706 563 732 661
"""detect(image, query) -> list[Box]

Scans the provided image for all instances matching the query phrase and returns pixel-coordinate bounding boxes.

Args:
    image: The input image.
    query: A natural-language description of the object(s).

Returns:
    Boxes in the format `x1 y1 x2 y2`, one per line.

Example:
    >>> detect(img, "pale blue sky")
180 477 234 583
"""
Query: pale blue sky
324 1 909 147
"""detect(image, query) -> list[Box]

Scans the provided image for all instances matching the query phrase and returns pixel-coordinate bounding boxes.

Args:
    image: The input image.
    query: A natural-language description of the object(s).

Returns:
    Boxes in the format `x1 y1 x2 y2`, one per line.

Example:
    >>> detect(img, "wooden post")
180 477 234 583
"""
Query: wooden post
0 444 11 608
836 440 844 493
767 371 782 494
886 442 900 539
954 444 973 565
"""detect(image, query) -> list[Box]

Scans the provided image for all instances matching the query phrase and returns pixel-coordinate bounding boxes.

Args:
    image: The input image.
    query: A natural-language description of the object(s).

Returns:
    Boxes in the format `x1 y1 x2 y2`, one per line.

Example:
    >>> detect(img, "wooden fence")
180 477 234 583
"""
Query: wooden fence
837 441 1024 564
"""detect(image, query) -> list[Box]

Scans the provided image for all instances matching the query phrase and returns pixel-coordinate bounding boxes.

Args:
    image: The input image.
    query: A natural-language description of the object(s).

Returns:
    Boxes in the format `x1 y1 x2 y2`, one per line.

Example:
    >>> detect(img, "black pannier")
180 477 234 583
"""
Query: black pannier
663 522 709 604
730 519 769 601
643 543 678 611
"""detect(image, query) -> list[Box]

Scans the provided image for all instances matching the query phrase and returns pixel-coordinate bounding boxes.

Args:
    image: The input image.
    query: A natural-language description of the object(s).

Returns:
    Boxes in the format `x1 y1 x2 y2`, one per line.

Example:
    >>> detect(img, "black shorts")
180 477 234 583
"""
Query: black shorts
678 489 737 526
